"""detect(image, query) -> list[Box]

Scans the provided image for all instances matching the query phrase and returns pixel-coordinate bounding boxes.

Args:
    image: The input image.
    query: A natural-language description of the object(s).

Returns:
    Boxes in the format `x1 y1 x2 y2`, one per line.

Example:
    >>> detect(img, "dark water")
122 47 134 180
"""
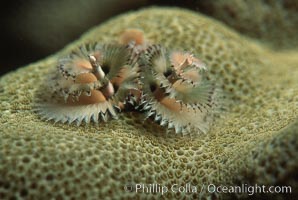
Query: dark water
2 0 294 76
0 0 199 76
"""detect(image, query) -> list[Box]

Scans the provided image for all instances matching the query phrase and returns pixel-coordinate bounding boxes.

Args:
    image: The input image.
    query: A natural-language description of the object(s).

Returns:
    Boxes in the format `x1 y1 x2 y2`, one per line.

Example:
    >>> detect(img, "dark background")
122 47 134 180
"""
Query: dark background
1 0 297 76
0 0 200 76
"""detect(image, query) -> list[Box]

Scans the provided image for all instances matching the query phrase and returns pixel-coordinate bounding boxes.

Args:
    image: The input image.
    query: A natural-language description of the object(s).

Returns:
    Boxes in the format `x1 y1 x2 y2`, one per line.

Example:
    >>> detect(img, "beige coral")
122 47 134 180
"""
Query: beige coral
195 0 298 50
0 7 297 199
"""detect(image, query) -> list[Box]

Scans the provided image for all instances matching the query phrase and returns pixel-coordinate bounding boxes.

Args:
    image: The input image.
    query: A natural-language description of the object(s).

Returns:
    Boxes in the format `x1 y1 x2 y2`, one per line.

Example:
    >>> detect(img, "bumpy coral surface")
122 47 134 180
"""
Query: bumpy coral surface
195 0 298 50
0 7 297 199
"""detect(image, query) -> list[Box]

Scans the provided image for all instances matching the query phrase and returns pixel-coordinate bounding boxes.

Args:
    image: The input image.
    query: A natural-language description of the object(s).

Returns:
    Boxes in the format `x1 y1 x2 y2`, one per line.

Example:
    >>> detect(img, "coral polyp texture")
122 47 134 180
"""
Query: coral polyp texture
0 7 297 200
195 0 298 50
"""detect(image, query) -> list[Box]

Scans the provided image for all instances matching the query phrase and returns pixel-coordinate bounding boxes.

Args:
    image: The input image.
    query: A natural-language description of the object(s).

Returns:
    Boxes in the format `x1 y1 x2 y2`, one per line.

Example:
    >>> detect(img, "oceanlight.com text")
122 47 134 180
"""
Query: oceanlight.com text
124 183 292 196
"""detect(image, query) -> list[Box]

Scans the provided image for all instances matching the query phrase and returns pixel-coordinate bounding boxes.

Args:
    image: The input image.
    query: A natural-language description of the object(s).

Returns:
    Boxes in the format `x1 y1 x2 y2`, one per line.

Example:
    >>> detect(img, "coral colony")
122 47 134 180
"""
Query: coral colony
36 29 218 135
